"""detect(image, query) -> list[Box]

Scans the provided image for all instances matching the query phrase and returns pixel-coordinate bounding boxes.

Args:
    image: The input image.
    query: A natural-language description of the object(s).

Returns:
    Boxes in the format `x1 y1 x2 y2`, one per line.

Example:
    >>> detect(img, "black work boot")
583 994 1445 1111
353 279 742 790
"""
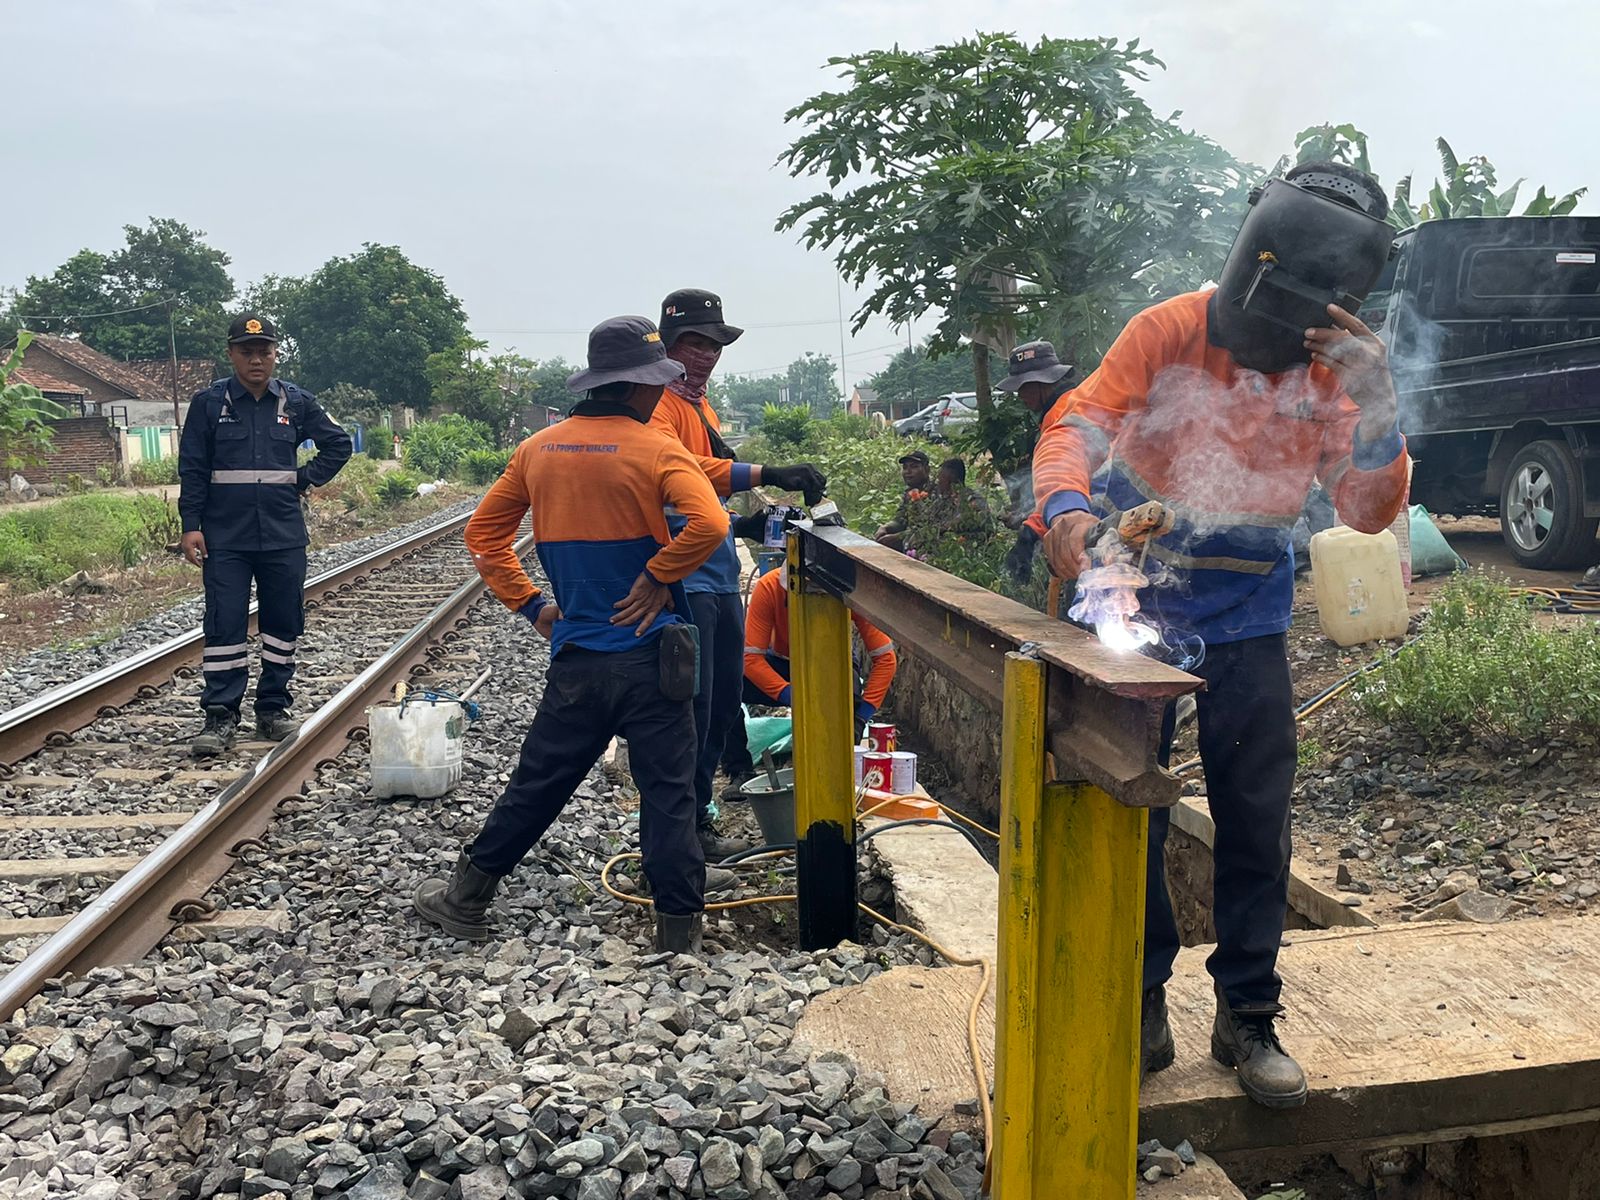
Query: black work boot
1141 984 1176 1079
1211 990 1308 1109
654 912 704 955
255 710 300 741
191 708 238 758
698 822 755 862
413 847 502 942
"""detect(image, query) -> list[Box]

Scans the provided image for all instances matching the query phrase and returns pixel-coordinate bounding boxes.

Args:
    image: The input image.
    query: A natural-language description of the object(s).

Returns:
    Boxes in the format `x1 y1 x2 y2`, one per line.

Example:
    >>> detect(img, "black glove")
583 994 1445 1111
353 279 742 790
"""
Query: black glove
1004 525 1040 582
730 510 767 541
764 464 827 507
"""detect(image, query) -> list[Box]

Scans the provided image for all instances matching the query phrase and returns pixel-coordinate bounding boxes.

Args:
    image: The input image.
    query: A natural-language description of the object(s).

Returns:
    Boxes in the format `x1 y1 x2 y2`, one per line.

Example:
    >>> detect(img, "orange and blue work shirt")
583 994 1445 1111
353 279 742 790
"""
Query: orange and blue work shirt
465 409 726 657
649 391 752 595
1032 289 1409 645
743 569 897 709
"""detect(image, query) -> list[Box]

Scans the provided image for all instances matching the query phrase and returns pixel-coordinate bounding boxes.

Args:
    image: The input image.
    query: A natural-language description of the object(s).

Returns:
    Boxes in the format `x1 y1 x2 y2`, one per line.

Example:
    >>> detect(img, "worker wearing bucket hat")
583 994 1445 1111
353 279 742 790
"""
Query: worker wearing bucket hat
995 340 1076 580
415 316 730 955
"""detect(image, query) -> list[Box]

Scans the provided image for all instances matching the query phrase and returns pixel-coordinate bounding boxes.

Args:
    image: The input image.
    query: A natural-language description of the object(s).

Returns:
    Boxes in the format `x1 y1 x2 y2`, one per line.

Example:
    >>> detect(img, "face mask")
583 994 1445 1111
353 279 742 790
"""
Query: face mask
667 341 721 398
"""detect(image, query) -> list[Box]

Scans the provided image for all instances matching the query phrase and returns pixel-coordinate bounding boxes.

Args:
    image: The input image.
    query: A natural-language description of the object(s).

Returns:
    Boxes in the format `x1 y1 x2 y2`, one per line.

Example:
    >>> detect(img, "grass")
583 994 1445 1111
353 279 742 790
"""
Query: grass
1295 736 1324 771
1356 570 1600 746
0 493 181 590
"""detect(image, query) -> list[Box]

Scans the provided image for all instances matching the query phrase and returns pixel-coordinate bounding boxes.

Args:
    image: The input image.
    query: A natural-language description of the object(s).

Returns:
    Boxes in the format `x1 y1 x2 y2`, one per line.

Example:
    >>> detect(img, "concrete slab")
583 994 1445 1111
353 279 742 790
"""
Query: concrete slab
863 816 997 966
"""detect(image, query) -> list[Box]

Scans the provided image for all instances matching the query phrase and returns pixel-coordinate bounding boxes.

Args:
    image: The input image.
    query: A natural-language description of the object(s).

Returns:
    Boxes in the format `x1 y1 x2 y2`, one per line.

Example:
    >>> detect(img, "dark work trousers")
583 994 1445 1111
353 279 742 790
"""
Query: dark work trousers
1144 633 1296 1009
470 644 705 916
687 591 745 822
200 548 307 716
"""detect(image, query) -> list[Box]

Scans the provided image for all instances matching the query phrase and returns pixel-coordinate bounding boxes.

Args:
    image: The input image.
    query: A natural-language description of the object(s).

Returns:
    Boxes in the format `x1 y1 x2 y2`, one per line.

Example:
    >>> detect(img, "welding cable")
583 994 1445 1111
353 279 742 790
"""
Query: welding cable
858 818 988 857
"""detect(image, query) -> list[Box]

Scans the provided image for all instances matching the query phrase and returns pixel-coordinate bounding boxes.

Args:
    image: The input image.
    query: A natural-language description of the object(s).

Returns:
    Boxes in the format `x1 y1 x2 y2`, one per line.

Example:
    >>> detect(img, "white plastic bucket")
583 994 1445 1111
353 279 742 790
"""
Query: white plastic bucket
368 699 466 799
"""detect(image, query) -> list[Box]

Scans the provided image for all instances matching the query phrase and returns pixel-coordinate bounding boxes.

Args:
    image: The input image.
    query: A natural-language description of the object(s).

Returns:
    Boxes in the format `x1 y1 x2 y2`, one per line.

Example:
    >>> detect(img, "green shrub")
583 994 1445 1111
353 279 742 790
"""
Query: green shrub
129 457 179 486
460 448 512 485
376 470 420 507
760 404 813 449
95 464 118 488
297 446 319 467
0 493 181 589
1357 570 1600 745
402 414 492 478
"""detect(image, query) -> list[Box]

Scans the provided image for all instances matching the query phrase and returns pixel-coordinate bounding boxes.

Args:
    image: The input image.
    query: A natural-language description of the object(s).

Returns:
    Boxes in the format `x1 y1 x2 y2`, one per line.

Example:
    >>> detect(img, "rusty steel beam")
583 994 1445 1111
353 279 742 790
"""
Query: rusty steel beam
798 524 1199 808
0 512 472 770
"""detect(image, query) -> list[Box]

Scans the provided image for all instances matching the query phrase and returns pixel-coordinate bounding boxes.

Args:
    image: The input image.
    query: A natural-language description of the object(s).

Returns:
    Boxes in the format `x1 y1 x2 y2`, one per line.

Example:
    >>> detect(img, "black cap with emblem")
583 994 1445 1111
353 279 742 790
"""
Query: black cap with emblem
659 288 744 348
227 313 279 344
565 316 688 393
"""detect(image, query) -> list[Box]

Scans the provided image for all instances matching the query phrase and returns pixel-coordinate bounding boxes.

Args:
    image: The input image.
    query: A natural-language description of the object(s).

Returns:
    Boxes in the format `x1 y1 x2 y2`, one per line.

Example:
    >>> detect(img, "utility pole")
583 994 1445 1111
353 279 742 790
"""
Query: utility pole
166 299 182 430
835 275 848 413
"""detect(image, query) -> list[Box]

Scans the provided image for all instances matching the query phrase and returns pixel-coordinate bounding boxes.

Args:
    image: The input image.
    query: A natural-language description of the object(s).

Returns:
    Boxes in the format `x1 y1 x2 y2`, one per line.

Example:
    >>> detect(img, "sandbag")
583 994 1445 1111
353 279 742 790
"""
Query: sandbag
1408 504 1465 577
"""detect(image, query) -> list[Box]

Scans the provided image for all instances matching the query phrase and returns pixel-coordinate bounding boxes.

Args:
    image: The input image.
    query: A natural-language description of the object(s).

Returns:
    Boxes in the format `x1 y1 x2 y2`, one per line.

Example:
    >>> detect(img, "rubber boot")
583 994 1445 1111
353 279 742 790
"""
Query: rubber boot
699 823 755 862
191 708 238 758
256 710 300 741
654 912 704 955
1141 984 1176 1079
413 847 501 942
1211 990 1308 1109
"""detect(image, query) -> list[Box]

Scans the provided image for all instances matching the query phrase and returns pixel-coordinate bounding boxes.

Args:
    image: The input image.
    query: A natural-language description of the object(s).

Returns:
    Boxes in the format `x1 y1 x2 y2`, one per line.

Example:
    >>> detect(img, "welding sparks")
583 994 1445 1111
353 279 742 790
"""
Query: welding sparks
1069 561 1159 654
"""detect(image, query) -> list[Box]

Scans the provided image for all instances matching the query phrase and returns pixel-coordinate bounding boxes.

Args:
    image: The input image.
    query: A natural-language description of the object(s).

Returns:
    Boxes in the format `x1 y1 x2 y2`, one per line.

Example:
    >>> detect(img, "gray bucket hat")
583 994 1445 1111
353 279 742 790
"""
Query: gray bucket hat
566 316 688 393
995 339 1075 392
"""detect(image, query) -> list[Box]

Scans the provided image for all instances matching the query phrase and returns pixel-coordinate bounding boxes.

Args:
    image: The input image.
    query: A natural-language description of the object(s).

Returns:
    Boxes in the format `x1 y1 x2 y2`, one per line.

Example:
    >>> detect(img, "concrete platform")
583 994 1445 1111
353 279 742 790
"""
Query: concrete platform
1142 917 1600 1154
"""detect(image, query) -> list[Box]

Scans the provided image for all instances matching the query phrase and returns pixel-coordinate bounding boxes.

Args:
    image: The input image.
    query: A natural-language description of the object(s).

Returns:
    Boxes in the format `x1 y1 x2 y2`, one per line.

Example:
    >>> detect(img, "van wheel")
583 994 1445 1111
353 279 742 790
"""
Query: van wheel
1500 439 1599 569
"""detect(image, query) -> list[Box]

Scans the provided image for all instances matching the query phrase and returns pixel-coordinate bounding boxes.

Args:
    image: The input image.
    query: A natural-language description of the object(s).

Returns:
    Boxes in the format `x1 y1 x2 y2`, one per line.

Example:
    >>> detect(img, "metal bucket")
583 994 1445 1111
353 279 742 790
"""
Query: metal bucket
737 766 796 846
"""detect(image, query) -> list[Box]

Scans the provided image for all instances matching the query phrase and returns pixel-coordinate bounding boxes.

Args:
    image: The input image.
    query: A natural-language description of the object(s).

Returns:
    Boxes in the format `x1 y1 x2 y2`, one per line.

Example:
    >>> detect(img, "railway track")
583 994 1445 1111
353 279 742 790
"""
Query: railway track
0 512 534 1018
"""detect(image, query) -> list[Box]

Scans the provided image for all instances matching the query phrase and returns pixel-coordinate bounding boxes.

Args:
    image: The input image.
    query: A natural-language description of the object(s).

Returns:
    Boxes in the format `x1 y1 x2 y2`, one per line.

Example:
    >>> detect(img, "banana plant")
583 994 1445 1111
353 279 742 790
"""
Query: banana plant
1389 138 1587 229
1 331 72 471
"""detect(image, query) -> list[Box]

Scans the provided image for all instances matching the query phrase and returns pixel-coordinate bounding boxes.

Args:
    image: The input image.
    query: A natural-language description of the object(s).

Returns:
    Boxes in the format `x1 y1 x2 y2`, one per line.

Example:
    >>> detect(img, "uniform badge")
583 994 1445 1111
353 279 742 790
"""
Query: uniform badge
244 318 264 335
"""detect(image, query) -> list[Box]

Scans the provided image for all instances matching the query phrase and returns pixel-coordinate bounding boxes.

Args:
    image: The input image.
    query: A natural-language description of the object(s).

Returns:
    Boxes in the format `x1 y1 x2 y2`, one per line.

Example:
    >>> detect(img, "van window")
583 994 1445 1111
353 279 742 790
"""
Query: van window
1467 247 1600 298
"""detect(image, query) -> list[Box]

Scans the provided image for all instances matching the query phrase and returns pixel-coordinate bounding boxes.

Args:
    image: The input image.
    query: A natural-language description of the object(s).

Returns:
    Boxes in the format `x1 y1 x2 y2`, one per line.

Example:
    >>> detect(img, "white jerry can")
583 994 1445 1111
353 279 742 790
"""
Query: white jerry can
368 697 466 799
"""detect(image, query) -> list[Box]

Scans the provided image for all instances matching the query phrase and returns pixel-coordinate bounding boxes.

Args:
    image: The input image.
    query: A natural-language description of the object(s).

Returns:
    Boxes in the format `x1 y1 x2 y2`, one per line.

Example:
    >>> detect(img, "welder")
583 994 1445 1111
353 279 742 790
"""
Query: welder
1033 163 1409 1108
178 315 351 757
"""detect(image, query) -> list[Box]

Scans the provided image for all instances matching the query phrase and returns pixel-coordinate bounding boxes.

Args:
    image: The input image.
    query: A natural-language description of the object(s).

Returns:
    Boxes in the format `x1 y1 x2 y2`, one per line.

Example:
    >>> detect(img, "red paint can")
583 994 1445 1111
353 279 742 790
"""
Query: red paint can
865 722 897 753
860 753 894 792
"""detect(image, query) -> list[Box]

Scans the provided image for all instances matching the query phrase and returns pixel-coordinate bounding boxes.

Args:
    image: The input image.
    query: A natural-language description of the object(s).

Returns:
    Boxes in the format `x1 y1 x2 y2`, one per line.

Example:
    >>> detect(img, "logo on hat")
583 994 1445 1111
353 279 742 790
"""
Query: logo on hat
665 306 680 317
644 331 661 343
1017 348 1036 361
244 319 263 335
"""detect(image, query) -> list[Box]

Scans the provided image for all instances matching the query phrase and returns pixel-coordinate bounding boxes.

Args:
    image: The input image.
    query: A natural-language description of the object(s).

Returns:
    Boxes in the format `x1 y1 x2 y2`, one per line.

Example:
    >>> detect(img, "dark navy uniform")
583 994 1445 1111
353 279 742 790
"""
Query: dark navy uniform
177 375 352 718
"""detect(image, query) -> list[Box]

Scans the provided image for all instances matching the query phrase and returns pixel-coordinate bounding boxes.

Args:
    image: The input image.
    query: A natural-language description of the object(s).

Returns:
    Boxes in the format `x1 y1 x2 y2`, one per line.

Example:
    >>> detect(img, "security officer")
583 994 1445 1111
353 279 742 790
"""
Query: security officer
178 315 352 756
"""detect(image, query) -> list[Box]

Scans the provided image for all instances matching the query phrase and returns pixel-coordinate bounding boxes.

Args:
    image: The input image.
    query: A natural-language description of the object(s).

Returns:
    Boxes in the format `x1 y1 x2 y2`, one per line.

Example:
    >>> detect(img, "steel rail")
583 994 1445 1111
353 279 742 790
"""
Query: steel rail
0 511 473 769
796 523 1199 808
0 531 534 1020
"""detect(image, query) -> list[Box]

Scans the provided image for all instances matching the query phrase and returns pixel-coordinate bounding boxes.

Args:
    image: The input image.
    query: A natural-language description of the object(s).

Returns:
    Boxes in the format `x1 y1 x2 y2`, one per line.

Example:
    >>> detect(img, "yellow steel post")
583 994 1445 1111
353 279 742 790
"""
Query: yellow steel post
786 528 856 949
992 652 1148 1199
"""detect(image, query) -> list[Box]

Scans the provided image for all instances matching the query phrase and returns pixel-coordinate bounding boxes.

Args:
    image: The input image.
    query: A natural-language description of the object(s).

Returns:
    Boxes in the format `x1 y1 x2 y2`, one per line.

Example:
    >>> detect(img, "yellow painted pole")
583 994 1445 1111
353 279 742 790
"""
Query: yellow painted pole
786 528 856 949
992 652 1148 1199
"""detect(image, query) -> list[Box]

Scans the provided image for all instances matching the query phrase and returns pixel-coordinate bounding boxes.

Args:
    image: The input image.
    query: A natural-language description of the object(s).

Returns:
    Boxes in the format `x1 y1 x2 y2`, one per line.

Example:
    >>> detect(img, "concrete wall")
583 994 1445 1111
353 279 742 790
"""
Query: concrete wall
889 643 1005 819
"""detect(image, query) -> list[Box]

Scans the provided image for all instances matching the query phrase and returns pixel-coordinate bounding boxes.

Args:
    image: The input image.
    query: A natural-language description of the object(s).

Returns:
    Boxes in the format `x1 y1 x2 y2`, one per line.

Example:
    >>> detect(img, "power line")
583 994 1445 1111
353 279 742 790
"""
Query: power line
12 297 176 321
473 317 850 336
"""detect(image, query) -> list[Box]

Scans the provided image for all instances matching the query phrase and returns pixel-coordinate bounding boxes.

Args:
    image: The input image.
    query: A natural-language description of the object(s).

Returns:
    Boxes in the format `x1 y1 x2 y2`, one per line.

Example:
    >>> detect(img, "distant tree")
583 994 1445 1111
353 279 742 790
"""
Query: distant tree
709 372 785 428
786 352 840 417
776 33 1249 469
426 338 519 446
1 219 235 361
272 244 469 413
1279 124 1588 230
318 382 385 426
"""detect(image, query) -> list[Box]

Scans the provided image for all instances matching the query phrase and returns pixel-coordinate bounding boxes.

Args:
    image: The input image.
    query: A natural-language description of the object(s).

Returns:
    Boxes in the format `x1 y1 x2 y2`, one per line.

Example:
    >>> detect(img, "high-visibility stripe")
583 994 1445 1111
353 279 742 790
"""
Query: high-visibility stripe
211 469 297 484
1062 414 1112 473
201 658 248 673
260 649 295 665
259 633 298 652
744 645 768 656
868 642 895 657
1115 457 1301 530
1145 542 1277 576
202 643 249 657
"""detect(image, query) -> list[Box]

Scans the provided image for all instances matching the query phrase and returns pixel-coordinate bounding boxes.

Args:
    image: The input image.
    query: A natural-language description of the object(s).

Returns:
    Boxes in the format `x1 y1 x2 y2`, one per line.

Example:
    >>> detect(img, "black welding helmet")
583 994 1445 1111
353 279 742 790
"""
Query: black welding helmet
1210 171 1396 373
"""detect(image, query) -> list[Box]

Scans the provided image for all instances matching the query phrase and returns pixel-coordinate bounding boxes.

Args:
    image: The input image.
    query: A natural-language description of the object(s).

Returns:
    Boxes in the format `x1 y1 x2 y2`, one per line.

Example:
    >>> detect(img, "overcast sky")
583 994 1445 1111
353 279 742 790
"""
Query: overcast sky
5 0 1593 392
